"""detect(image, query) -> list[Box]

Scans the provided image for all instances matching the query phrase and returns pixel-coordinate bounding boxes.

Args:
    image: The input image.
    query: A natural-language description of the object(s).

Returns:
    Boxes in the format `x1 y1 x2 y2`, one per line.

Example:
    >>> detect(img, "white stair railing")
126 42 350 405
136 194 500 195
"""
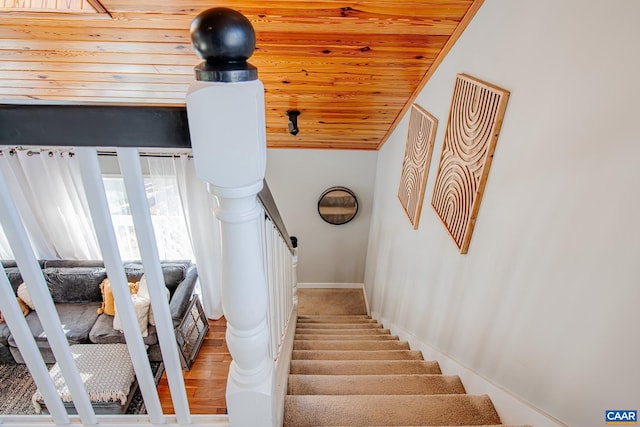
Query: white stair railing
259 182 297 361
0 147 229 426
1 7 298 427
261 213 298 427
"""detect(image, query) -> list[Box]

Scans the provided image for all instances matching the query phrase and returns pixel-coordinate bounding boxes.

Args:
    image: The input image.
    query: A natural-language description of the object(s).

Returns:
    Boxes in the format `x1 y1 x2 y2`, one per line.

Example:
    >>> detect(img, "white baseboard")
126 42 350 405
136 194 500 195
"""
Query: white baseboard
373 312 567 427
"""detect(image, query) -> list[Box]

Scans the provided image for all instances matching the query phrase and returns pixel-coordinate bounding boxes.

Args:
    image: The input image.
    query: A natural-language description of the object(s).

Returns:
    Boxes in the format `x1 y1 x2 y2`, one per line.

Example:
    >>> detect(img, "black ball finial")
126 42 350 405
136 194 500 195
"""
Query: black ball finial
190 7 258 82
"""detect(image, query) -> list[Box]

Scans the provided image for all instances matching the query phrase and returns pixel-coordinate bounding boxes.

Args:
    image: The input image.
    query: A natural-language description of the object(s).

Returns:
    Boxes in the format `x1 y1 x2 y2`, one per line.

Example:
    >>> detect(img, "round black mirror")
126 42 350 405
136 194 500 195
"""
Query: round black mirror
318 186 358 225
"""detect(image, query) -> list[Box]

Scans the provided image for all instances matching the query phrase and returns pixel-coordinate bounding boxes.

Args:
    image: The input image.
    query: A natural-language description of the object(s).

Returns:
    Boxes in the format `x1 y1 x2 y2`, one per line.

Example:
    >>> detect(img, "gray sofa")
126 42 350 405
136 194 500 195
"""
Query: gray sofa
0 260 198 364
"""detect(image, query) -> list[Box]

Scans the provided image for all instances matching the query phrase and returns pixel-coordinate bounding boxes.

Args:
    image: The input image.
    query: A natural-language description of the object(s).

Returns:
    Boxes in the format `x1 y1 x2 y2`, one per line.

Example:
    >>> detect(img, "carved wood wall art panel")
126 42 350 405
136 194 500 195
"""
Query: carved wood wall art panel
431 74 510 253
398 104 437 229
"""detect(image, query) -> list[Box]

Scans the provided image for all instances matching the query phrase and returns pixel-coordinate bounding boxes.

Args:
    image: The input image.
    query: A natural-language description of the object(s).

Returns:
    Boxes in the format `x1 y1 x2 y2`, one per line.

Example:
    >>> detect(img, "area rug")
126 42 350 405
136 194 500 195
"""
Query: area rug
0 362 164 415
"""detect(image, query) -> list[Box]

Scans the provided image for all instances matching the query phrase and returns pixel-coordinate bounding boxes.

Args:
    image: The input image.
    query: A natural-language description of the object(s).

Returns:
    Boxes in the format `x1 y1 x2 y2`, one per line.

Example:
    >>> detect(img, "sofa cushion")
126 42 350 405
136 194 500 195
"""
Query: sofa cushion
169 265 198 326
41 260 105 269
123 262 188 296
44 267 107 303
1 260 18 269
89 314 157 346
8 303 101 347
3 267 23 295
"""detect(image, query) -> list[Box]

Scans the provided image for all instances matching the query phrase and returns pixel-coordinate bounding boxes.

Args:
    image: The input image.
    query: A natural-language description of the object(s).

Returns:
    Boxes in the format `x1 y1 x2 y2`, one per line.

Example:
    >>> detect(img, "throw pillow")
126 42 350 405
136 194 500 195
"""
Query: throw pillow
16 283 35 310
113 293 150 337
97 278 116 316
97 278 140 315
0 297 30 322
137 275 170 326
17 297 29 316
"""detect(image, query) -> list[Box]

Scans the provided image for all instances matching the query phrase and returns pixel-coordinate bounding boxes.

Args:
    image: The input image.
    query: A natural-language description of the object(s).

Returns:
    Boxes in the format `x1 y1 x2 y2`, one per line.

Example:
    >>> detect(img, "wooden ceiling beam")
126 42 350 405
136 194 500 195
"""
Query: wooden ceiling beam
0 104 190 148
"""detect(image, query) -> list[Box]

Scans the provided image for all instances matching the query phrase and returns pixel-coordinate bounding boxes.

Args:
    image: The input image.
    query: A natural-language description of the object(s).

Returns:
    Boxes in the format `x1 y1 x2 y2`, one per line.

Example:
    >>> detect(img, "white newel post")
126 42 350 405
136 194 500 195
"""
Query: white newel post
185 7 275 427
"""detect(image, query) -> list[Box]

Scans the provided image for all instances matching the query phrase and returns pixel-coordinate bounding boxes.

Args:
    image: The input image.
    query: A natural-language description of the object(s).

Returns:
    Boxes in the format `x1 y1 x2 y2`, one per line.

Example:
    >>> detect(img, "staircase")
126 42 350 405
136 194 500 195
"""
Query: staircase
284 312 526 426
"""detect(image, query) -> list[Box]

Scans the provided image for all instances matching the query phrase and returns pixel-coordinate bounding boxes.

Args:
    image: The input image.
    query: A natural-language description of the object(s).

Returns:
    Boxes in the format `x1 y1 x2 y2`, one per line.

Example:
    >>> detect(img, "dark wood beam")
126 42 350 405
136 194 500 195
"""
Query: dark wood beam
0 105 191 149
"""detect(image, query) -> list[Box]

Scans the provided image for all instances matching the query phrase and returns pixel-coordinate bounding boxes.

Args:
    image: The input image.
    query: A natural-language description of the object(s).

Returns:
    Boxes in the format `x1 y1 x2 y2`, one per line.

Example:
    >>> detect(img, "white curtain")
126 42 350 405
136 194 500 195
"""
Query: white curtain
0 149 101 260
0 218 14 259
171 155 223 320
142 157 194 261
147 156 223 320
0 149 223 319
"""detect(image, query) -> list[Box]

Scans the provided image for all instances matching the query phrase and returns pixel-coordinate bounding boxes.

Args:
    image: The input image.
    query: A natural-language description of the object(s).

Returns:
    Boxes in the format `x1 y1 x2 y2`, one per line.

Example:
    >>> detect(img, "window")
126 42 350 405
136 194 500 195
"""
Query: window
103 176 193 261
0 226 13 260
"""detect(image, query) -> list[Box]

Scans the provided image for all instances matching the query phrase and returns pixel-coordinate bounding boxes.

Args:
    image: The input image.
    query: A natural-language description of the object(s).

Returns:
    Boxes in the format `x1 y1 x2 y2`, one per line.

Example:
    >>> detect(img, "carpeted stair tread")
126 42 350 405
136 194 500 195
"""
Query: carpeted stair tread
295 334 399 341
292 350 425 360
297 288 368 316
298 315 372 320
295 328 392 335
297 318 380 324
290 360 441 375
288 374 465 395
289 292 510 427
295 323 385 329
294 340 411 351
283 394 501 426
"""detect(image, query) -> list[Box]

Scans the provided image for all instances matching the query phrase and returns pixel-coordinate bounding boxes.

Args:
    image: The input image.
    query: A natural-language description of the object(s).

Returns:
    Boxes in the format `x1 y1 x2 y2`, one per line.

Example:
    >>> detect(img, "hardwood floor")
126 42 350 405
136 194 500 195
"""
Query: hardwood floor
157 317 231 415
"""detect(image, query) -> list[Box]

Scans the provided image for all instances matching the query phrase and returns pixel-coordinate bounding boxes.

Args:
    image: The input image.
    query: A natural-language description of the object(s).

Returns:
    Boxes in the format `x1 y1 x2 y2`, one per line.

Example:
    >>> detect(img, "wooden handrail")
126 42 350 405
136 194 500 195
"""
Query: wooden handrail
258 179 295 254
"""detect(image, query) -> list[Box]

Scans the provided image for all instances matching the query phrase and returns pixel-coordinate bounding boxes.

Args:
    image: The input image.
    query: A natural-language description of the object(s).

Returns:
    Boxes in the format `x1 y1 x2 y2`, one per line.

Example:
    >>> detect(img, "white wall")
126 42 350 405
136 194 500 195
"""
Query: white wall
266 149 376 284
364 1 640 426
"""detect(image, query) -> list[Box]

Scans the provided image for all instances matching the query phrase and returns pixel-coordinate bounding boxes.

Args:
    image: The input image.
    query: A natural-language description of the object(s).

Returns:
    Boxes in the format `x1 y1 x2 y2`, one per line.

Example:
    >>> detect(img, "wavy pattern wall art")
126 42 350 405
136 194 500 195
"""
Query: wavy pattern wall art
431 74 510 253
398 104 438 229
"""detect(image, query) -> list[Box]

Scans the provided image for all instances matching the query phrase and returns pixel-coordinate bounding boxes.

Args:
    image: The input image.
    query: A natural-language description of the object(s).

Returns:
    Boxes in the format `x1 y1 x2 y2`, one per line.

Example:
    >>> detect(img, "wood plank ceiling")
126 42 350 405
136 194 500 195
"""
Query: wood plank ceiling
0 1 483 150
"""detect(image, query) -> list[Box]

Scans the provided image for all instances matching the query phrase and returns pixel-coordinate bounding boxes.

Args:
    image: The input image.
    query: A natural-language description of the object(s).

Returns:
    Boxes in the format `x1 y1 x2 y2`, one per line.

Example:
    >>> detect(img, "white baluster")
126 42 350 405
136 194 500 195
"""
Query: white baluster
76 147 165 424
292 247 299 308
0 168 97 425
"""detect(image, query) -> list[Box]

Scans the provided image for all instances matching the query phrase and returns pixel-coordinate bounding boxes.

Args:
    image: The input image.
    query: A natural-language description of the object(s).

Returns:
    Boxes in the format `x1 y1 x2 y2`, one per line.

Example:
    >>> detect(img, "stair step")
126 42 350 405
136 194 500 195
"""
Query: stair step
294 340 410 351
295 334 399 341
298 315 372 320
295 323 384 329
296 317 378 325
283 394 501 426
288 374 465 395
292 350 424 360
295 328 391 335
290 360 441 375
